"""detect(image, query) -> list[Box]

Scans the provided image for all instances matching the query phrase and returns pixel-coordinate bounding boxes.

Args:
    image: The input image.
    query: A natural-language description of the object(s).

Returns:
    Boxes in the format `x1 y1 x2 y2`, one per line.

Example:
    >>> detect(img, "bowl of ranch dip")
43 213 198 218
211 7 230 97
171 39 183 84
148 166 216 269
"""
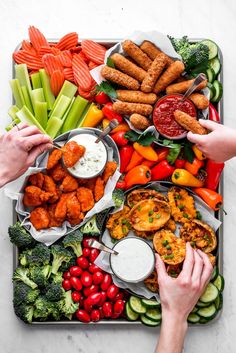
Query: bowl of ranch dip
110 237 155 283
65 133 108 179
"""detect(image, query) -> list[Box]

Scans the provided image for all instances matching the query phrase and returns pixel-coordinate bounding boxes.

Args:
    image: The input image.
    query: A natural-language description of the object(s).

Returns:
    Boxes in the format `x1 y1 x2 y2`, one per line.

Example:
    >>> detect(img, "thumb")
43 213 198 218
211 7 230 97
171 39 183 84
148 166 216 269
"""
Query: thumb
187 131 206 144
198 119 221 131
27 143 52 166
155 254 167 280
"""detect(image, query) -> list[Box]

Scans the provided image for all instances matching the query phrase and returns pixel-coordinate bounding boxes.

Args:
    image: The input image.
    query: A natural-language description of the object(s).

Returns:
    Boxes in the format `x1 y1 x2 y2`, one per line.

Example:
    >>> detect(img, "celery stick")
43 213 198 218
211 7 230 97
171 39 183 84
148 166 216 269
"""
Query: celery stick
16 106 46 134
8 105 19 121
21 86 34 114
34 102 48 129
51 80 77 112
61 95 89 133
50 95 71 120
5 118 21 131
31 88 45 111
15 64 32 95
39 69 55 111
31 72 42 89
46 116 64 139
77 103 93 128
10 79 25 108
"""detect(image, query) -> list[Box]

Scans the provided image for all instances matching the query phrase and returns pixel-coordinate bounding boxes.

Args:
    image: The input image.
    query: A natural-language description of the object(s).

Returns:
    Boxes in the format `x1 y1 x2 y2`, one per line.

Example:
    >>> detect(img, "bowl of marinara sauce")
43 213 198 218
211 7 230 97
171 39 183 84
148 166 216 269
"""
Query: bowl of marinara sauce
152 94 197 140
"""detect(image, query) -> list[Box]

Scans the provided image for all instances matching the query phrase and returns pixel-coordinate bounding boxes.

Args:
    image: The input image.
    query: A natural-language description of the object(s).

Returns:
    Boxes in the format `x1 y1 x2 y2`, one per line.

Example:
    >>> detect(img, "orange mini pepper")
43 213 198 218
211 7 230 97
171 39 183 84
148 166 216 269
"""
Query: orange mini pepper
125 165 151 190
184 158 204 176
193 188 223 211
172 169 204 187
110 122 130 134
133 142 158 162
125 151 144 172
192 145 206 160
157 147 169 162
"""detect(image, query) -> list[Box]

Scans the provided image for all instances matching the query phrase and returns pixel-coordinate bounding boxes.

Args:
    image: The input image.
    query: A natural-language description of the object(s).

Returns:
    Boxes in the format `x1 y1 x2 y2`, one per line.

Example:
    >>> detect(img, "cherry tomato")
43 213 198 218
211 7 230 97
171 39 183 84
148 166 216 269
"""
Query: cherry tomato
79 296 84 308
93 271 104 285
107 284 119 300
101 274 112 291
82 248 91 257
76 256 89 269
86 292 102 307
81 271 93 287
83 284 99 297
99 307 104 319
63 271 71 280
76 309 91 323
82 237 96 248
89 248 100 263
70 266 83 277
102 302 113 318
89 263 101 274
114 292 124 302
113 299 125 315
70 276 82 291
95 91 110 105
91 309 101 322
83 299 93 313
72 291 82 303
98 291 107 306
111 312 120 319
62 279 71 291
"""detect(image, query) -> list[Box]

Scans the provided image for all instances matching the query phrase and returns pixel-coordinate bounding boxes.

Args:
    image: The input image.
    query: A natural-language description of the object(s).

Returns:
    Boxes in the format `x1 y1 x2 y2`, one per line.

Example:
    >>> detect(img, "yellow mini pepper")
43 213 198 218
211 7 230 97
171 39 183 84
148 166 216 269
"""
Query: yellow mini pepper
133 142 158 162
81 104 104 128
172 169 204 187
192 145 206 160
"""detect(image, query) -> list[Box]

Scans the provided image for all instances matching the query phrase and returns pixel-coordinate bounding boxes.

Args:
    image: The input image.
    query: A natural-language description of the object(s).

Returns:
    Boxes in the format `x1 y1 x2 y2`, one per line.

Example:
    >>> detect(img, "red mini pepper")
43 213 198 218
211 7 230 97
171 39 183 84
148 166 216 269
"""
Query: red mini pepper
102 102 123 123
205 160 224 190
157 147 169 162
119 145 134 173
116 175 126 189
151 160 175 181
209 103 221 123
175 159 185 169
95 92 110 105
111 131 128 146
194 188 223 211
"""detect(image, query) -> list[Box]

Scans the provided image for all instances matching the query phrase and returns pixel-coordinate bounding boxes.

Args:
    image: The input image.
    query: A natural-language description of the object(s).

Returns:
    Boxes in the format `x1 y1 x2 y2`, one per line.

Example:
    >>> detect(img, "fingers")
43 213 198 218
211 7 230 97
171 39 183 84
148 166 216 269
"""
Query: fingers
155 254 168 281
198 119 221 131
27 143 52 166
17 125 43 137
22 134 52 151
181 242 194 279
191 250 204 284
196 249 213 289
187 131 207 145
8 122 29 135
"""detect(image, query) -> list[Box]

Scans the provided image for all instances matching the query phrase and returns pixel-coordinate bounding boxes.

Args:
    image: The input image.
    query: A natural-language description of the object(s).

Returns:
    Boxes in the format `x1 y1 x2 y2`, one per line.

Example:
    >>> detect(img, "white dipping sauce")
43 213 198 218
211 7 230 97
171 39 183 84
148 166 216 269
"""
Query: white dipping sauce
67 134 107 179
110 238 155 283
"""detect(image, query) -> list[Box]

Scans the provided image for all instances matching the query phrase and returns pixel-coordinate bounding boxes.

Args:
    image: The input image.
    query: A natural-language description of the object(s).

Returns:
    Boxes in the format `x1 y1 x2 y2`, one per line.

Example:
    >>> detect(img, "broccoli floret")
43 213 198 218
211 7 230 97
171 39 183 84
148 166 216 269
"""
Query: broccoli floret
8 222 36 248
58 290 79 320
30 265 51 288
45 283 64 302
168 35 189 52
13 267 38 289
19 249 32 266
80 215 100 236
19 244 51 267
60 254 77 273
51 272 63 285
33 296 61 321
14 302 34 323
51 245 72 275
62 230 83 257
112 188 125 208
13 282 40 305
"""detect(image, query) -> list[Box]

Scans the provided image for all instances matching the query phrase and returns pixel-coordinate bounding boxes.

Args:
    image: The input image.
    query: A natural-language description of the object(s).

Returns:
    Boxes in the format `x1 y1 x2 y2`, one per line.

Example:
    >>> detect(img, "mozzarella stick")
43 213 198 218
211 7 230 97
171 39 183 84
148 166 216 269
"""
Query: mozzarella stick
173 110 208 135
122 40 152 70
166 79 208 95
141 53 167 93
188 93 209 110
110 53 146 82
140 40 174 66
113 102 153 116
153 61 185 94
101 66 140 90
116 90 157 104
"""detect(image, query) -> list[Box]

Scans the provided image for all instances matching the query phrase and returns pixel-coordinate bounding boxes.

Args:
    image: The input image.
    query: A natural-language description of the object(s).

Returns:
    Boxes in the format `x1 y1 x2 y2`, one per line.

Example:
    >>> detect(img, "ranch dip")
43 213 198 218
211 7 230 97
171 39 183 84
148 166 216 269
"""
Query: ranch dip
110 237 155 283
67 134 107 179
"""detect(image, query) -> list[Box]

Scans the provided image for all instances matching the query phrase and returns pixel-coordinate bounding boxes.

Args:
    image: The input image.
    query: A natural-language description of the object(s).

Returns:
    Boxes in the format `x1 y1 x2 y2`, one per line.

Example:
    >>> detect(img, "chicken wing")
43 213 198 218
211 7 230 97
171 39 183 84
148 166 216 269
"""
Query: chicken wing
94 177 105 202
49 163 68 182
30 207 50 230
54 194 69 223
63 141 86 168
47 204 63 228
28 172 44 188
23 186 52 207
102 161 117 184
47 149 63 170
77 187 95 212
66 192 82 226
60 175 79 192
42 175 60 203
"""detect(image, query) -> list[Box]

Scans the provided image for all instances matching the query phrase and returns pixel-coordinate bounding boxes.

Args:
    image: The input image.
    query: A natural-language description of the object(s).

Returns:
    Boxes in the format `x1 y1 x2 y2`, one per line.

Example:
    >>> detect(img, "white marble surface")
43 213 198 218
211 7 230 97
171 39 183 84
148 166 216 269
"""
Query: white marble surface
0 0 236 352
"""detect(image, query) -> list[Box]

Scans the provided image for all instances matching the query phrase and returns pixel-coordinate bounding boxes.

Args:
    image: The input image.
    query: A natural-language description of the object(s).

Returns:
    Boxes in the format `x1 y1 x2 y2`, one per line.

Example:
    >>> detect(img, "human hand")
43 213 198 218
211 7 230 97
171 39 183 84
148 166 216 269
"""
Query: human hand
187 119 236 162
156 242 213 322
0 123 52 187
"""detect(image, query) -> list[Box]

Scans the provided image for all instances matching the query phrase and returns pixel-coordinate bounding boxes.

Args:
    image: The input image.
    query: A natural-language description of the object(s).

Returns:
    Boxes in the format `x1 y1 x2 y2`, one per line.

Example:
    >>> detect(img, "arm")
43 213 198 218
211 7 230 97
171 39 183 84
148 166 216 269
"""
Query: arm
155 243 213 353
0 123 52 187
187 119 236 162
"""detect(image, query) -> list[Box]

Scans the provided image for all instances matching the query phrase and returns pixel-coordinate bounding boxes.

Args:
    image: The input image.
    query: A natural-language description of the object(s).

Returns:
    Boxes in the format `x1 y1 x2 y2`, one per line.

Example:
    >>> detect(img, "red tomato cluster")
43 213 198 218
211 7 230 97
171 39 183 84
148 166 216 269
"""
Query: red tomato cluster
62 237 127 323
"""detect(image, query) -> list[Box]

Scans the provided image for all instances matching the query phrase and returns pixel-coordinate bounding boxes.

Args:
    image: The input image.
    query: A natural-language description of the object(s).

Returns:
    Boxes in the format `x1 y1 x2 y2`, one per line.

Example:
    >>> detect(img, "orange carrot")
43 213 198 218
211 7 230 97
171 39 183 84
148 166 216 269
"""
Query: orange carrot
57 50 72 67
38 46 53 58
56 32 78 50
81 40 106 65
63 68 74 81
13 50 43 70
78 51 89 64
50 70 65 96
28 26 50 51
72 54 92 91
21 40 37 55
42 54 63 76
88 61 98 70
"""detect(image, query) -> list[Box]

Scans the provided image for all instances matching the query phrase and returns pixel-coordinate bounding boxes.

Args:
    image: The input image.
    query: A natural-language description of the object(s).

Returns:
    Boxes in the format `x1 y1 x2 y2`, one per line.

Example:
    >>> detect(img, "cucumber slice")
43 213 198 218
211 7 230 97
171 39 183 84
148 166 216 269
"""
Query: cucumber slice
196 301 210 308
209 57 221 76
125 302 139 321
187 313 200 324
211 80 223 103
140 314 160 327
211 266 219 282
201 40 218 60
191 307 198 313
145 308 162 322
141 298 161 308
207 82 216 100
129 296 147 314
200 283 219 303
199 317 209 324
215 293 223 311
206 68 215 83
213 275 225 292
197 303 217 320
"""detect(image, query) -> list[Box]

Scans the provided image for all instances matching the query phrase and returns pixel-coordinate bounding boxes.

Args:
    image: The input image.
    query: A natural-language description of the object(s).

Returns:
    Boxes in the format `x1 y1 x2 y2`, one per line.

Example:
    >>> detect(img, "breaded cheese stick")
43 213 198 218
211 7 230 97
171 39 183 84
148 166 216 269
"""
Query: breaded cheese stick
113 102 153 116
141 53 167 93
116 90 157 104
153 61 185 94
110 53 146 82
173 110 208 135
166 79 208 94
122 40 152 70
188 93 209 110
101 66 140 90
140 40 174 66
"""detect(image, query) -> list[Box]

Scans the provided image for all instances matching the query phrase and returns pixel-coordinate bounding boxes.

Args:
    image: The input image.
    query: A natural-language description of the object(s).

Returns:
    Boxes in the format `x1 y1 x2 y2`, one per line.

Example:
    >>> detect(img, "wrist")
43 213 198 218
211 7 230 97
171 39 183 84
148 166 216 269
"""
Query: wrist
0 168 10 188
161 309 188 329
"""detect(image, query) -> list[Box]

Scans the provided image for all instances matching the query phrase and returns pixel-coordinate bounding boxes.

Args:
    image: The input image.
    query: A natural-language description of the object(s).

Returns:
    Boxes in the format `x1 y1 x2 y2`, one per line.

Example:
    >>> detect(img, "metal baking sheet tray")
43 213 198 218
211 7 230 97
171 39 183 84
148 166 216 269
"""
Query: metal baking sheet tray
12 38 224 325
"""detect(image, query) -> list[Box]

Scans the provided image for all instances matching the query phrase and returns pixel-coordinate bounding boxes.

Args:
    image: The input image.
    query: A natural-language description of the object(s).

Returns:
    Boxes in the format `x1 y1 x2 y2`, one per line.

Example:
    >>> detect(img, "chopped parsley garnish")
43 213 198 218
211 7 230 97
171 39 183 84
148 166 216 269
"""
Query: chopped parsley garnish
178 204 184 210
155 214 161 219
148 210 154 216
183 213 189 219
149 217 153 223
